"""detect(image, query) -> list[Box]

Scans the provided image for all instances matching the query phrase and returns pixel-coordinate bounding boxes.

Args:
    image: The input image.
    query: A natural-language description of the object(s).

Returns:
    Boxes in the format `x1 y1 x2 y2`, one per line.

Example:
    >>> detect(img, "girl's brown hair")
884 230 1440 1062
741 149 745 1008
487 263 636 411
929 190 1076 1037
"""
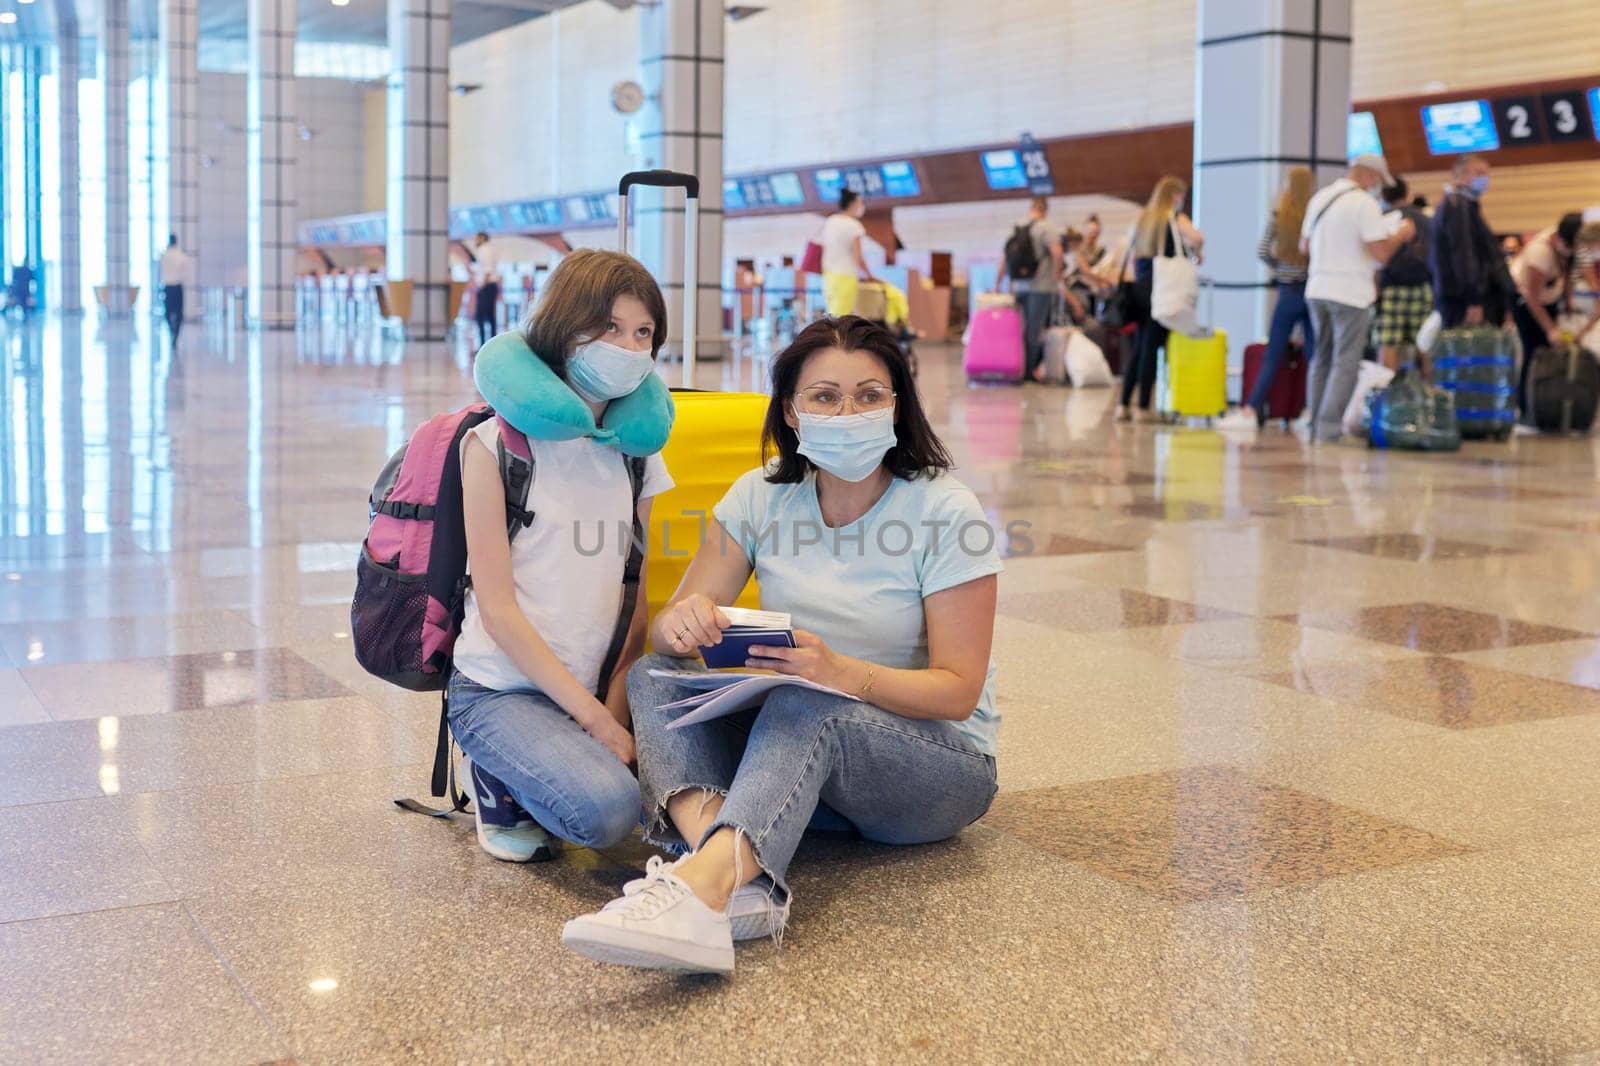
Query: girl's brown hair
1274 166 1314 266
1133 175 1187 258
521 249 669 373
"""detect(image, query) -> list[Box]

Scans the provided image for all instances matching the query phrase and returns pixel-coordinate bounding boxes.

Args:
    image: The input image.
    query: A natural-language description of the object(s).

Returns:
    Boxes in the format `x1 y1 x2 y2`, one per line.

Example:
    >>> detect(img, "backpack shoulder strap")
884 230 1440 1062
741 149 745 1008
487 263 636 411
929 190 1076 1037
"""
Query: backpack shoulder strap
493 415 536 544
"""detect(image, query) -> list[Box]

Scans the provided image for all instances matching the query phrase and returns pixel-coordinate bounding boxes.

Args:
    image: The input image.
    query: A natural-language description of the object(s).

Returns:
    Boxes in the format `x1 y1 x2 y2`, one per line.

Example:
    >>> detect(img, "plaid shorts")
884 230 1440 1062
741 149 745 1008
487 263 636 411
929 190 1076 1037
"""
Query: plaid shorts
1373 283 1433 348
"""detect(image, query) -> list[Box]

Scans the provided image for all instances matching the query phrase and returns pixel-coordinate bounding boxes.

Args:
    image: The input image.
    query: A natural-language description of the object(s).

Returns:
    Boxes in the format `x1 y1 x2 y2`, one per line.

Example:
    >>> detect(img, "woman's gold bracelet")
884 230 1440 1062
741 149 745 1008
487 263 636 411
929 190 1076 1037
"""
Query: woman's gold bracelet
858 665 877 697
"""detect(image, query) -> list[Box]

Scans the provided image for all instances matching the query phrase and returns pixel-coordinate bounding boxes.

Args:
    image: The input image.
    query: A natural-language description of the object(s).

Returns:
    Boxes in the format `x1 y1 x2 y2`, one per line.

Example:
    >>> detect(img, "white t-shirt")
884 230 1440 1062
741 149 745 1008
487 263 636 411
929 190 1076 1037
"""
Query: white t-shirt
473 242 502 284
820 213 867 276
1512 228 1567 306
712 466 1004 756
1302 179 1390 309
159 247 191 286
452 423 673 694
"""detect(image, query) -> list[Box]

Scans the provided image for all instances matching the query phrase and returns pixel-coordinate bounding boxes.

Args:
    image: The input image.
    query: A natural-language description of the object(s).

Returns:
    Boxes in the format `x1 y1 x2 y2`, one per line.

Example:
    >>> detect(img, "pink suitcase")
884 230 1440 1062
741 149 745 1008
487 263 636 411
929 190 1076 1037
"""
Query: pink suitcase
964 306 1025 383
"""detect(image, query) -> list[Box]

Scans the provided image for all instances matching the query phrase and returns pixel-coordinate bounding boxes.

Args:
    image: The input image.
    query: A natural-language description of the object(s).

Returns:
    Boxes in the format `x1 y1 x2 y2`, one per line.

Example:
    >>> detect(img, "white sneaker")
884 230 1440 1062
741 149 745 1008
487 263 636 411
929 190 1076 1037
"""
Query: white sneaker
1216 409 1259 433
563 863 735 974
465 758 556 863
622 860 790 941
728 882 791 941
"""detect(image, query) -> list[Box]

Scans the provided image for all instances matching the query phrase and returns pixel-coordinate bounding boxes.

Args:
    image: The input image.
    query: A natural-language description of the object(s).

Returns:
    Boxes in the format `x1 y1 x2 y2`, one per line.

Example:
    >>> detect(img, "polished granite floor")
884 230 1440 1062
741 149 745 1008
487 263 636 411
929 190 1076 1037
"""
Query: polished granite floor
3 315 1600 1064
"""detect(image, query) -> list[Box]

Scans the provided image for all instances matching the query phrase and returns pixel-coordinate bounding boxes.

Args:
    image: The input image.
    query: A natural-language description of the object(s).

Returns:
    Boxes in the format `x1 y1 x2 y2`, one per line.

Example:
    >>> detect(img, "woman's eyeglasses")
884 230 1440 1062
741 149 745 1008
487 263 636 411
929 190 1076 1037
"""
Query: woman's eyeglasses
793 385 897 417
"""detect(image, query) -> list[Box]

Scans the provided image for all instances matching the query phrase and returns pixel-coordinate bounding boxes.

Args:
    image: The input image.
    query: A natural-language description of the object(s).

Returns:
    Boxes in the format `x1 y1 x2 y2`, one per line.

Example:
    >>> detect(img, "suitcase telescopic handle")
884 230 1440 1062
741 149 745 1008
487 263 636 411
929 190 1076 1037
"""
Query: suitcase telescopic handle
616 170 700 387
617 170 700 199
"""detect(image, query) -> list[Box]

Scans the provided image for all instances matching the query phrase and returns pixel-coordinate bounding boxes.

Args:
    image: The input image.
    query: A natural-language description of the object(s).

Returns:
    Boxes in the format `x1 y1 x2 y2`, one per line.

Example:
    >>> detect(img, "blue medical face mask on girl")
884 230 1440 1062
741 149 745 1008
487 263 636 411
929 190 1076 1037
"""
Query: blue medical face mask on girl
566 338 655 402
1468 174 1490 196
794 407 897 483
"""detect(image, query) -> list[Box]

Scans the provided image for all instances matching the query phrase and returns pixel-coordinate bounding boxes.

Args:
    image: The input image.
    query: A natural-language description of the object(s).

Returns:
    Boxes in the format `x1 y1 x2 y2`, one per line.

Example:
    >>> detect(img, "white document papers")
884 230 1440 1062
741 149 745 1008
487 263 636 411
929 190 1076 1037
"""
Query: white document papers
647 668 860 729
717 607 792 629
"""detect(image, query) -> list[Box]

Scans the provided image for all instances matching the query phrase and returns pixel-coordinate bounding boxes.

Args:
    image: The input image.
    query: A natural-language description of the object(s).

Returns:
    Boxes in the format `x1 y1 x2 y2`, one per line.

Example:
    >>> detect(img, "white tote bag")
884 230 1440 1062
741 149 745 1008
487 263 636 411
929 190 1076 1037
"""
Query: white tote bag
1342 361 1396 437
1065 329 1113 388
1151 218 1201 336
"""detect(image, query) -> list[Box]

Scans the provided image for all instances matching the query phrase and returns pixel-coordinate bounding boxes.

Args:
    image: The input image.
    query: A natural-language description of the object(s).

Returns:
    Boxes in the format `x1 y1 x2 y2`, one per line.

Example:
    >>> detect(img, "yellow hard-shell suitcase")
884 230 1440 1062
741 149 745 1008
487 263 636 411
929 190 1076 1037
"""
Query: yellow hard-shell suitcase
647 390 769 618
1162 327 1228 420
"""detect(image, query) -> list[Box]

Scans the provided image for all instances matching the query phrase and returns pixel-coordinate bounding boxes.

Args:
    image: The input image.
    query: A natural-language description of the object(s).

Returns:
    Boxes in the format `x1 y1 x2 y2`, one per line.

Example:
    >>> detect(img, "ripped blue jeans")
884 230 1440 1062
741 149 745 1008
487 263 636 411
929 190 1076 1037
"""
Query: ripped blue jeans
627 654 998 903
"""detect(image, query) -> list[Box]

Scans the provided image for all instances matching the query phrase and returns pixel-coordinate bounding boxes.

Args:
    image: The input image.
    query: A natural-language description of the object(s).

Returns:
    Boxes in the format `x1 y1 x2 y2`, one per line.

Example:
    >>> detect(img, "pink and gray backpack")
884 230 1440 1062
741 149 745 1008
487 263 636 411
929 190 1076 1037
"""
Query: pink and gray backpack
352 401 644 809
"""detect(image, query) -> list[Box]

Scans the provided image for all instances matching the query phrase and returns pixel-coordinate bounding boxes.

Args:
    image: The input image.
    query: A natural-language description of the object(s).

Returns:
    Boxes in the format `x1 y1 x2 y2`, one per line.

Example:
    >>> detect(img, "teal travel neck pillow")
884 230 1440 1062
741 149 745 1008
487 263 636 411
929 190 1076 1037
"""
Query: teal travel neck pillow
472 332 674 456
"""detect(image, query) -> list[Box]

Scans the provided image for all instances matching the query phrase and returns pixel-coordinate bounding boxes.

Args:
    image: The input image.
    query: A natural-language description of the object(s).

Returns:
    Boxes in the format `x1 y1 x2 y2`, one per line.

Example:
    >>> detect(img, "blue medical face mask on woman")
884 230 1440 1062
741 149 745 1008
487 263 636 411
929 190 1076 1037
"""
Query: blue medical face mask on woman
1468 175 1490 196
794 407 897 483
566 338 655 402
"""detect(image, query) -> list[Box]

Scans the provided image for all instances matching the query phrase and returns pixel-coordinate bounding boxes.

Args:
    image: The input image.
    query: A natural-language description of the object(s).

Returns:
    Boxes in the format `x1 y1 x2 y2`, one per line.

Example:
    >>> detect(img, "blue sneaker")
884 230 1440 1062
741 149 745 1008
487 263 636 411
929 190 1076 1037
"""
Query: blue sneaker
466 758 556 863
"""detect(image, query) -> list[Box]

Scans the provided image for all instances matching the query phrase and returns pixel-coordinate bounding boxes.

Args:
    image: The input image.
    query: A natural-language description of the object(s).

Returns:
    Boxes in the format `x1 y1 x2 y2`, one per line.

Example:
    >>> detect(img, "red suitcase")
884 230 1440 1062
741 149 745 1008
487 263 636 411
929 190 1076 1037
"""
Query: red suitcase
1241 341 1307 422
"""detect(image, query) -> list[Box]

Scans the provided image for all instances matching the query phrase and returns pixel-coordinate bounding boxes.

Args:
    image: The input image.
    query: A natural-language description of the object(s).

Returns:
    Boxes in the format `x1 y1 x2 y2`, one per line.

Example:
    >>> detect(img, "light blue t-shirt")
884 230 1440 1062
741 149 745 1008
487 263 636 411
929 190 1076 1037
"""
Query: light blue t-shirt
712 466 1004 756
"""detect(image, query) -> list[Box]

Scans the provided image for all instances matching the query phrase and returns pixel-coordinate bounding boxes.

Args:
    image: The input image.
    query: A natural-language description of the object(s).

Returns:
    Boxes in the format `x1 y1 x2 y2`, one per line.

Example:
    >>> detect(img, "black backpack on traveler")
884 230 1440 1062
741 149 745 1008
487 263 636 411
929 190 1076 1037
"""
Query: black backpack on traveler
1004 223 1040 281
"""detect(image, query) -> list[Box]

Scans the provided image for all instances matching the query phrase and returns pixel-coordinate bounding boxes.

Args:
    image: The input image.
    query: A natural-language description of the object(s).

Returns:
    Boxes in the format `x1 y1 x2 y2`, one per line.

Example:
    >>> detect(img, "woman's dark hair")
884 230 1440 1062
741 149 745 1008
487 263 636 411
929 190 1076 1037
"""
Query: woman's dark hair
838 189 860 212
761 316 952 484
521 249 668 374
1382 177 1408 204
1557 212 1584 247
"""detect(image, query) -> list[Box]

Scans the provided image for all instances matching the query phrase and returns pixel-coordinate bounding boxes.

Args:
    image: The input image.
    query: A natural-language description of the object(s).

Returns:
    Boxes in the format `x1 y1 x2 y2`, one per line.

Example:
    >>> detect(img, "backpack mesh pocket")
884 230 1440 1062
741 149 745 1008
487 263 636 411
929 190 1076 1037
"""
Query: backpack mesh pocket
352 550 430 681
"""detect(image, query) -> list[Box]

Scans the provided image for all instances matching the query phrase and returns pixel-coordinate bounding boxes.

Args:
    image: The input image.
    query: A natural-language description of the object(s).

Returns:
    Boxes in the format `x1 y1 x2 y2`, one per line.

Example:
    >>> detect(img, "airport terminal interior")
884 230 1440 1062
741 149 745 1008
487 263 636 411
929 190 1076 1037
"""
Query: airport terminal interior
4 0 1600 1062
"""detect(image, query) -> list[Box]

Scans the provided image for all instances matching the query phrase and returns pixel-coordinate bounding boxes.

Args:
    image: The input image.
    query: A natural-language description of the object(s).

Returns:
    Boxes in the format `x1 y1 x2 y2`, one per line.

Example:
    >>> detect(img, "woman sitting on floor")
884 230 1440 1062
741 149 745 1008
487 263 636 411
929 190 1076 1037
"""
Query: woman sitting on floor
561 315 1003 975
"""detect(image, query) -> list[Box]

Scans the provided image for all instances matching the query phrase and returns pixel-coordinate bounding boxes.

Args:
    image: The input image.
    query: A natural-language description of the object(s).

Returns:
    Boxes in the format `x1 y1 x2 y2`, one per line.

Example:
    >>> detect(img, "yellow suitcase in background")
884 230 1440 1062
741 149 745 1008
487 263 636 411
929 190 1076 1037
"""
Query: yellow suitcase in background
1162 327 1229 420
647 390 770 618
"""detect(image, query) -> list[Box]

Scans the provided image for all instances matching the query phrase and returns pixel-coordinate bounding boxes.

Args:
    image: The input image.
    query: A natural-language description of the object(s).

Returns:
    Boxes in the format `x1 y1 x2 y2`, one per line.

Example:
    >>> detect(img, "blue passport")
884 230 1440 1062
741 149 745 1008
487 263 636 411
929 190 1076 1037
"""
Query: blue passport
700 628 796 669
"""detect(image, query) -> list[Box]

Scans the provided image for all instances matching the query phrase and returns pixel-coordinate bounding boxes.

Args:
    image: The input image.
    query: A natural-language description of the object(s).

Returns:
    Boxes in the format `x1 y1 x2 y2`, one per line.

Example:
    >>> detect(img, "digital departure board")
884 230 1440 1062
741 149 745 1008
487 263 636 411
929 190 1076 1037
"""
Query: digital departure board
1347 111 1383 157
981 149 1028 191
1421 100 1501 154
879 161 921 197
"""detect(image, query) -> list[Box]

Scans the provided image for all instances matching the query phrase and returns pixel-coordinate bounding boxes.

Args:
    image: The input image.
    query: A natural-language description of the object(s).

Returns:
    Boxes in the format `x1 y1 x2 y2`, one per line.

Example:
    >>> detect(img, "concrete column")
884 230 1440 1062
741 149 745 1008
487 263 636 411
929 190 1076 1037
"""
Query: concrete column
384 0 451 340
101 0 133 314
1192 0 1352 396
636 0 724 363
246 0 297 328
160 0 200 314
55 0 82 314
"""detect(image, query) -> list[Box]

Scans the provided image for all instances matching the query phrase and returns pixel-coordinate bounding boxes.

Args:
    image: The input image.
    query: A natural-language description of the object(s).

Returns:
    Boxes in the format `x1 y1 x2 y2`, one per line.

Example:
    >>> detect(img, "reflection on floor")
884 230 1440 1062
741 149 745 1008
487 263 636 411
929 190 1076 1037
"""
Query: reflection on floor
3 316 1600 1063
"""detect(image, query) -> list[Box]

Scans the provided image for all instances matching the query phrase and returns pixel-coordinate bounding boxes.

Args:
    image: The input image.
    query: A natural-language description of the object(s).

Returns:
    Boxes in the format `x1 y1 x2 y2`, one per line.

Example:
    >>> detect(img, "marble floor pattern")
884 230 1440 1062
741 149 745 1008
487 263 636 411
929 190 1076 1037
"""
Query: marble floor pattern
2 317 1600 1065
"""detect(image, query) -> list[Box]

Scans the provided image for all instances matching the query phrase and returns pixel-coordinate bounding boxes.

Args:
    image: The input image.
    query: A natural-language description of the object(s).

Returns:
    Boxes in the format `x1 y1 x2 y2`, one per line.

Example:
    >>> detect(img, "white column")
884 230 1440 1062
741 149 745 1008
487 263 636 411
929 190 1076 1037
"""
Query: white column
55 2 82 314
101 0 133 314
1193 0 1352 397
636 0 724 362
23 48 44 274
246 0 297 328
160 0 200 315
385 0 451 340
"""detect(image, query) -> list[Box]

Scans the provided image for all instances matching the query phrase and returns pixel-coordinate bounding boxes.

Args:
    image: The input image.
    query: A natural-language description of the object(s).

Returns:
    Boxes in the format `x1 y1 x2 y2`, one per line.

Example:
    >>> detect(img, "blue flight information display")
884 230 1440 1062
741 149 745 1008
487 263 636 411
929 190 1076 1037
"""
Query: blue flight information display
1590 87 1600 140
723 172 808 210
813 168 845 203
1421 100 1501 154
1347 111 1383 157
880 161 920 197
769 172 806 205
814 163 921 202
982 149 1028 190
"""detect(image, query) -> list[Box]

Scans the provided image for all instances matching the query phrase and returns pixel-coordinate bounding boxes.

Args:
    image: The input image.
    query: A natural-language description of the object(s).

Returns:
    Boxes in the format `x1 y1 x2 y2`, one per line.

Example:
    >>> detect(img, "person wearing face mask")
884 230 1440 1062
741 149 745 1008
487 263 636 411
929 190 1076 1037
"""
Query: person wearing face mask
562 316 1002 975
447 249 674 865
1299 153 1417 443
1430 154 1510 329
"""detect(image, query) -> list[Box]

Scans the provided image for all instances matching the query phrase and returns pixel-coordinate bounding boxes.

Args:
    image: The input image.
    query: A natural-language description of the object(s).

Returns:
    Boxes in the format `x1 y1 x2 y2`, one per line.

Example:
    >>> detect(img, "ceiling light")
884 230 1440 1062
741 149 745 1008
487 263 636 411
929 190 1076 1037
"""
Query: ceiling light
308 978 339 993
331 0 350 6
18 0 35 6
0 13 17 23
